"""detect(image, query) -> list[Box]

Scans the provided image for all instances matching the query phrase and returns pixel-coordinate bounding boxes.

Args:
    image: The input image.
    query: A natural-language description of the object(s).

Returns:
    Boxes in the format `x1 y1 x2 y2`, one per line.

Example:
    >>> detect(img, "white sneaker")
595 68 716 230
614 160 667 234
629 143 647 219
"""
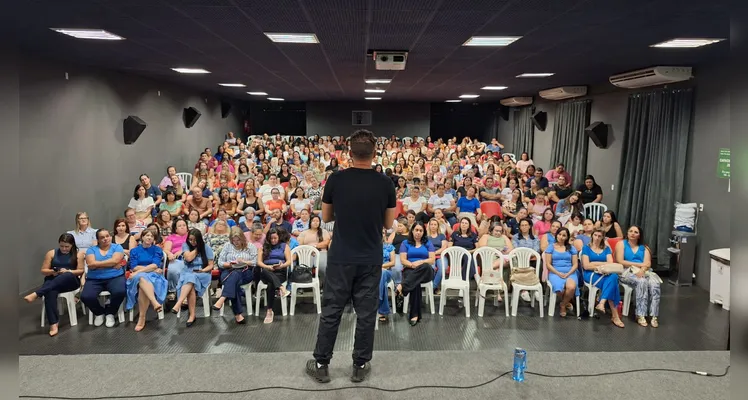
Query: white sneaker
520 291 532 302
105 315 116 328
94 315 105 327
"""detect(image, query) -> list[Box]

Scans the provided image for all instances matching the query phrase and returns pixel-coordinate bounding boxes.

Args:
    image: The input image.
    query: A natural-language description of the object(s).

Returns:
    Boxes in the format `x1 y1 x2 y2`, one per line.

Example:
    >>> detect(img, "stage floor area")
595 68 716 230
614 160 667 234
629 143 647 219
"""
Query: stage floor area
19 351 729 400
18 284 728 355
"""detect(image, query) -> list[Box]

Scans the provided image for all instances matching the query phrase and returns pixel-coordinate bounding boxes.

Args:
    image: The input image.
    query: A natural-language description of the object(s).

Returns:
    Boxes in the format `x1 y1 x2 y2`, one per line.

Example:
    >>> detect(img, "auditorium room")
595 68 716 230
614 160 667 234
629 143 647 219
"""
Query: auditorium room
4 1 735 399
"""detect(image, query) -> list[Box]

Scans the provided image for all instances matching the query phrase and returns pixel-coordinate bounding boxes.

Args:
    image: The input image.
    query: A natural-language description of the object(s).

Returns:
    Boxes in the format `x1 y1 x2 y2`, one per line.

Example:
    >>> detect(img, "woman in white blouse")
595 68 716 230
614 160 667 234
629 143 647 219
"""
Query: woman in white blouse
289 187 312 218
212 227 257 324
515 152 534 174
128 184 155 224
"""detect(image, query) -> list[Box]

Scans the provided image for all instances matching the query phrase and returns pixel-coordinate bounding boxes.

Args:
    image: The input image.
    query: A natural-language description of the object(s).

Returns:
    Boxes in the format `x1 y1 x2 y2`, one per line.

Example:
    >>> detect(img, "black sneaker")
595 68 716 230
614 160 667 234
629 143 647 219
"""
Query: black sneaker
350 362 371 383
306 359 330 383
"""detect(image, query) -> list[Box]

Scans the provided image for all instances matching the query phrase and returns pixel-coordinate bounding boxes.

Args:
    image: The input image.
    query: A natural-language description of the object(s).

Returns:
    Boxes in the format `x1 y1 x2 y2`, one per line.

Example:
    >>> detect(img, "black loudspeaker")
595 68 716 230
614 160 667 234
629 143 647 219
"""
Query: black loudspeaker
183 107 201 128
220 101 232 118
586 121 609 148
498 106 510 121
123 115 146 145
531 110 547 131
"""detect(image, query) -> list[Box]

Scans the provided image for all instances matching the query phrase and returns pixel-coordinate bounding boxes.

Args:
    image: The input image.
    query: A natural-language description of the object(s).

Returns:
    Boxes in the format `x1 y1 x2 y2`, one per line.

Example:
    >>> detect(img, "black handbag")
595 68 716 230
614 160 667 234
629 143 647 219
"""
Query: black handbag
292 263 313 283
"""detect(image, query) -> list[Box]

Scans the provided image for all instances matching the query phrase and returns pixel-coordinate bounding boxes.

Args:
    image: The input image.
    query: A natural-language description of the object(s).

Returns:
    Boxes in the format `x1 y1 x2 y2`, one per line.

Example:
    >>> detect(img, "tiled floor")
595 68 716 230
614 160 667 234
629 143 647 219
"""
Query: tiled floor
18 283 729 355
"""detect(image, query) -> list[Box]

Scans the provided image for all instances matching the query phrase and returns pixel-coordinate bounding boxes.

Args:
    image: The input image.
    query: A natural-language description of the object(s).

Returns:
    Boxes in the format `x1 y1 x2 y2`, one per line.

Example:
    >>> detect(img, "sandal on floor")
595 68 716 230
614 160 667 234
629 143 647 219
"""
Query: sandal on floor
650 317 659 328
595 304 606 314
378 315 387 322
263 311 274 324
559 304 567 317
612 317 625 328
637 316 648 327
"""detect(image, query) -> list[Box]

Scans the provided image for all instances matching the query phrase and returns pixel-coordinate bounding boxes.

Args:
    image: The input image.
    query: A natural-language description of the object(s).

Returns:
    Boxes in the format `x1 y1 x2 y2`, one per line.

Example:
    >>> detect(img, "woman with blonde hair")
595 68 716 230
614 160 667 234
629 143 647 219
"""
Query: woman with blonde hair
68 212 96 254
213 227 257 324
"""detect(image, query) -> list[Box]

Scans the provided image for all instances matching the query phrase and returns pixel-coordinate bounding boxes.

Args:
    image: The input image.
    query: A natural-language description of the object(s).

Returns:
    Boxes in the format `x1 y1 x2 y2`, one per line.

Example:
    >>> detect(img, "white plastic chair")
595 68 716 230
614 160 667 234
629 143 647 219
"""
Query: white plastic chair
503 153 516 162
473 247 509 317
84 265 126 325
439 247 471 317
584 279 599 315
375 281 397 330
41 288 81 327
584 203 608 222
621 282 633 316
255 279 288 317
547 280 581 317
403 281 435 315
507 248 544 317
180 287 214 318
176 172 192 189
289 246 322 315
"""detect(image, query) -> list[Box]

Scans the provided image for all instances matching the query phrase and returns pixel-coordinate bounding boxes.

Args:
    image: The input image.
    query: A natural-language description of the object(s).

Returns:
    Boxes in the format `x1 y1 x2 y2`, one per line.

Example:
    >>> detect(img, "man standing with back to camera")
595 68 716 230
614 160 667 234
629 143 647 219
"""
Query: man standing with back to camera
306 129 396 383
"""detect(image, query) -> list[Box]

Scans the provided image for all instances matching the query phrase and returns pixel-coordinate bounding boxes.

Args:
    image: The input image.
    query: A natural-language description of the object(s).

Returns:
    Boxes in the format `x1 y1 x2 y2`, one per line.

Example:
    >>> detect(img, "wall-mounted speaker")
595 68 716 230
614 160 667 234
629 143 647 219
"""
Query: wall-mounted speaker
586 121 609 148
531 110 547 131
183 107 201 128
498 106 510 121
123 115 146 145
220 101 232 118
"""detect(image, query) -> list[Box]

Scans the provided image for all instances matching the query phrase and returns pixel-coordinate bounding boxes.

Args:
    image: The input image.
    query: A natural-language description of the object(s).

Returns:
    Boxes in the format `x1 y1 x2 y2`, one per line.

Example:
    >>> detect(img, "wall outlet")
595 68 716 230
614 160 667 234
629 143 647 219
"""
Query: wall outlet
611 184 615 191
699 203 704 211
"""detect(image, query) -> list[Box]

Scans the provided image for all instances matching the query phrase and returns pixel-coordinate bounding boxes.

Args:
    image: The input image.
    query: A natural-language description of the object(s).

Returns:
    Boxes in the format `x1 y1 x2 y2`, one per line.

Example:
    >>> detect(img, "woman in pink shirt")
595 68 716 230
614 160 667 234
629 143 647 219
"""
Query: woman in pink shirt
533 208 555 237
164 219 189 299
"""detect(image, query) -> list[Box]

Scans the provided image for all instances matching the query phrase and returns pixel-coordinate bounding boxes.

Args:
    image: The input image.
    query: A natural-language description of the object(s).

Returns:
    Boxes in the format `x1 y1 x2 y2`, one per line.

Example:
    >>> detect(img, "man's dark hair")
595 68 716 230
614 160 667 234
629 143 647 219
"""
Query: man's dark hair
349 129 376 161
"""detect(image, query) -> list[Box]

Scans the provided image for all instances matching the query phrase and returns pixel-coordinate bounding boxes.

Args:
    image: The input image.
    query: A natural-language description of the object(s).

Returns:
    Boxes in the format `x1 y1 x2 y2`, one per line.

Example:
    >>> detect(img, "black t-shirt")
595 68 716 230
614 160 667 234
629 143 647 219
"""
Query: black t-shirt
577 184 602 204
553 185 573 200
323 168 396 264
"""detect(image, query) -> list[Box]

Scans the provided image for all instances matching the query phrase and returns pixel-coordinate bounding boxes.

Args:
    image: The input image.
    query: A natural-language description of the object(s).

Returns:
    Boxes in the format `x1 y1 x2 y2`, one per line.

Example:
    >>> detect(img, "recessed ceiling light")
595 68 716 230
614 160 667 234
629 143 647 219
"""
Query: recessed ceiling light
247 91 268 96
463 36 522 47
218 83 246 87
365 97 382 100
365 79 392 84
445 100 462 103
459 94 480 99
50 28 125 40
516 73 555 78
267 97 284 101
481 86 508 90
171 68 211 74
651 38 726 48
365 89 386 93
264 33 319 44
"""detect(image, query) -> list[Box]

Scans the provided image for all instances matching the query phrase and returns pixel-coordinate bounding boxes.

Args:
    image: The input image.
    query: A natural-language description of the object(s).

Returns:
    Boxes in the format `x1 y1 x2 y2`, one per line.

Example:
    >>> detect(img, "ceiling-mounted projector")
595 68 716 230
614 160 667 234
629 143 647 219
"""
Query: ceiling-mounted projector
373 51 408 70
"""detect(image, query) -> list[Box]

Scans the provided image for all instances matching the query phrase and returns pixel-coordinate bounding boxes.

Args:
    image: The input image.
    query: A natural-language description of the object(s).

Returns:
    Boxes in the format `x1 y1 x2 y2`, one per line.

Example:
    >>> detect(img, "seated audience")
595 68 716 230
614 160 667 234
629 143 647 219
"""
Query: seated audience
246 223 265 250
617 225 661 328
185 187 213 223
238 185 265 217
265 208 292 233
186 209 207 234
427 183 457 226
387 217 410 286
81 229 126 328
545 163 572 186
23 233 84 336
455 186 482 226
573 218 595 251
164 218 189 298
297 215 330 282
216 188 238 217
505 207 528 236
68 212 97 255
525 168 549 189
565 213 584 239
292 208 311 236
426 218 448 293
264 188 288 215
255 228 292 324
533 208 555 236
540 220 563 253
160 189 184 217
395 222 435 326
595 210 624 239
577 175 603 204
112 218 136 258
158 166 184 191
515 152 534 174
548 175 573 203
210 208 237 229
555 191 583 225
206 219 231 263
126 229 167 332
450 217 478 277
477 222 513 285
173 229 214 327
167 174 188 202
581 229 624 328
378 230 396 322
258 175 284 204
155 209 173 238
125 207 147 240
238 207 259 232
543 228 579 317
289 187 312 217
213 227 257 324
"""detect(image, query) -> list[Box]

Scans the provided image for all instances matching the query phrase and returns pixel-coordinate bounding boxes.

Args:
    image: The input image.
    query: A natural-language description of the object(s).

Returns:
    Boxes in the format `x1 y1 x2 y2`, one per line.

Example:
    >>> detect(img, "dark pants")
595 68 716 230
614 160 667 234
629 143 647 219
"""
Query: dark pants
402 263 434 320
252 266 287 311
220 268 254 315
313 263 381 366
81 275 126 316
37 273 80 325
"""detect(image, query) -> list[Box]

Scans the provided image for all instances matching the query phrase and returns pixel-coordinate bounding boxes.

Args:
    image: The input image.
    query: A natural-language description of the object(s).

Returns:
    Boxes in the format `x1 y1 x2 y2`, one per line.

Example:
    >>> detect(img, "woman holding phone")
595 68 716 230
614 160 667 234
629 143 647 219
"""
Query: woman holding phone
213 227 257 324
255 228 292 324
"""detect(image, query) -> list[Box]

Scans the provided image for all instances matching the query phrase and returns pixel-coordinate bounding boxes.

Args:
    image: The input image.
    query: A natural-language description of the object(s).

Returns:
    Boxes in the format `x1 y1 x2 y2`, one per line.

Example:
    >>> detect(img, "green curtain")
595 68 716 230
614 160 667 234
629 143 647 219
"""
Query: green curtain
511 106 534 158
616 89 693 265
549 100 591 186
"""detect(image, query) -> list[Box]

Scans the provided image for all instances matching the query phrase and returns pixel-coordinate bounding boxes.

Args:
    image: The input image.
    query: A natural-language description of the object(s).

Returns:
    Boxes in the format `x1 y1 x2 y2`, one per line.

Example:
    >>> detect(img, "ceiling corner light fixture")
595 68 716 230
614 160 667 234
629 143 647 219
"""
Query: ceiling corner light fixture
365 79 392 84
264 33 319 44
247 91 268 96
171 67 211 74
218 83 246 87
365 97 382 100
445 99 462 103
516 73 555 78
459 94 479 99
267 97 284 101
481 86 508 90
650 38 726 48
462 36 522 47
364 89 386 93
50 28 125 40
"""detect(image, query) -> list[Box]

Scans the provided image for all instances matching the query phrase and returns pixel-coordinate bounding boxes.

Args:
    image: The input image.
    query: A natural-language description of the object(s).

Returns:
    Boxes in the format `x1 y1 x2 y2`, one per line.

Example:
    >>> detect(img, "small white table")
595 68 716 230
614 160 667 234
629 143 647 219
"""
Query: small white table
708 248 730 310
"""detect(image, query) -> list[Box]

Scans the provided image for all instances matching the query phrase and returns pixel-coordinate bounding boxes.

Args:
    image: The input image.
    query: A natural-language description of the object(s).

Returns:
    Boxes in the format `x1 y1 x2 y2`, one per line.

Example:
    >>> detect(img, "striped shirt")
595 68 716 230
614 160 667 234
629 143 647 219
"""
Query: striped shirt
217 243 257 267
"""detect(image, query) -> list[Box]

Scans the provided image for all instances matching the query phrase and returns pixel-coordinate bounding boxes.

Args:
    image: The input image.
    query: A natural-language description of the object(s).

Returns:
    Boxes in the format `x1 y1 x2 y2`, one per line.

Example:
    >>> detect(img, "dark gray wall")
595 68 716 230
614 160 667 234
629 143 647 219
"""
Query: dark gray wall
498 65 731 289
306 101 430 138
685 64 732 289
15 56 242 294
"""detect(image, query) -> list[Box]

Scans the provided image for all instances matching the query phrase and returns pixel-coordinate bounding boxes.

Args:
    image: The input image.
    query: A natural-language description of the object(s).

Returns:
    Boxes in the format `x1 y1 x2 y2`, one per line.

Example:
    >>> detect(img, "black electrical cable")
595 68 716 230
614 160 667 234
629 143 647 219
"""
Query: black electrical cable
18 365 729 400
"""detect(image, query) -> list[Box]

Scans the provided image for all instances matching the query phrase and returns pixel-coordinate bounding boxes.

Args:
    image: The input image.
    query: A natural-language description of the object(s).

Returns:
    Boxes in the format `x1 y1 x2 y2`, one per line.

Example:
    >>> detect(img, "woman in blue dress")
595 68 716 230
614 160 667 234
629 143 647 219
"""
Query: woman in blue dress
173 229 214 327
616 225 661 328
378 230 396 322
581 229 624 328
126 229 168 332
543 227 579 317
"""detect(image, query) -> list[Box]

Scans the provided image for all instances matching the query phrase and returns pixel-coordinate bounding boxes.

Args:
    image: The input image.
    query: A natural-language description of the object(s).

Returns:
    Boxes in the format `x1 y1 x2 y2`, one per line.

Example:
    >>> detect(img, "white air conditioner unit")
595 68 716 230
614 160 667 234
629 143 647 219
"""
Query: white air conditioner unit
500 97 533 107
609 66 693 89
538 86 587 100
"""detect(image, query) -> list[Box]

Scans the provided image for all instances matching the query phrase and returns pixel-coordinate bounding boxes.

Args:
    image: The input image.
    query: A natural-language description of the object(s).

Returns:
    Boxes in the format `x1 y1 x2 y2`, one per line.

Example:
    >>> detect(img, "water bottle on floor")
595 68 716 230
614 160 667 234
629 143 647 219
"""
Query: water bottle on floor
512 348 527 382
